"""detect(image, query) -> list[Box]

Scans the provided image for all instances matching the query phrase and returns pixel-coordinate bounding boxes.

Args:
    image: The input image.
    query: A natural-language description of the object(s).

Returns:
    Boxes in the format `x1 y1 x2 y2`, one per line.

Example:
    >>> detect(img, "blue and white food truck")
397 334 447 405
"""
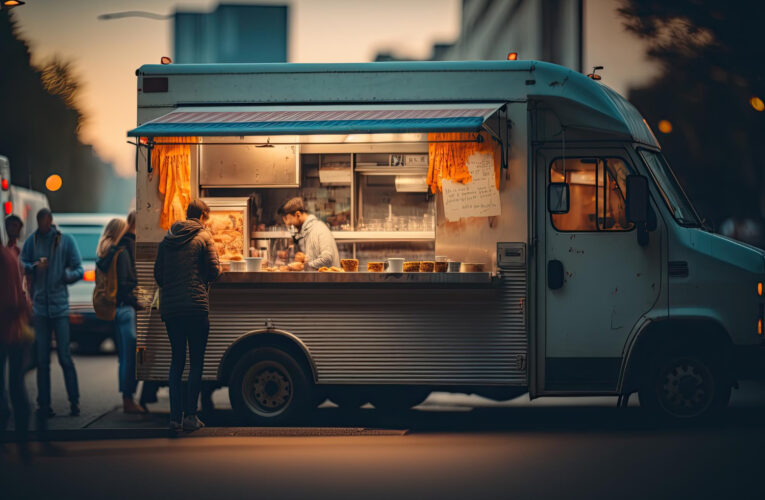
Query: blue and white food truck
129 60 765 422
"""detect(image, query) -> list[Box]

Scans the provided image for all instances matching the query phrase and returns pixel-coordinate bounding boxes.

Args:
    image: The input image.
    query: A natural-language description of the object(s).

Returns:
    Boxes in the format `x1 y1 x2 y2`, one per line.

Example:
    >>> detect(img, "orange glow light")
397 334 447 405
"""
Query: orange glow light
657 120 673 134
4 1 22 6
758 319 763 335
45 174 62 192
507 52 518 61
751 96 765 112
758 282 763 296
83 270 96 282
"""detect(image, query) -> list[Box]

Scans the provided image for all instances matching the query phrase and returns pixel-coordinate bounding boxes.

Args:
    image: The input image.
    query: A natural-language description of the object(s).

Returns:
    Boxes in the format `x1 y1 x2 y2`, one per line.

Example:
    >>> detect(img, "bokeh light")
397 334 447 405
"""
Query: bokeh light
750 96 764 112
45 174 62 191
657 119 673 134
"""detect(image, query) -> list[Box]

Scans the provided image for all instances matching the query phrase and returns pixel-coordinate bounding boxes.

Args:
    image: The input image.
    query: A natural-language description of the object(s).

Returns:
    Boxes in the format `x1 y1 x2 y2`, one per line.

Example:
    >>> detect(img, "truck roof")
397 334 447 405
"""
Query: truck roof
135 60 658 147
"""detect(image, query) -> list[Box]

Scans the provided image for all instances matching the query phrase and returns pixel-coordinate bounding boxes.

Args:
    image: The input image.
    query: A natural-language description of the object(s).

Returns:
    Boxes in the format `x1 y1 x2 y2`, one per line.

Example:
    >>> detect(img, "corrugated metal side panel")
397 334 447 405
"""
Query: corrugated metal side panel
137 263 527 386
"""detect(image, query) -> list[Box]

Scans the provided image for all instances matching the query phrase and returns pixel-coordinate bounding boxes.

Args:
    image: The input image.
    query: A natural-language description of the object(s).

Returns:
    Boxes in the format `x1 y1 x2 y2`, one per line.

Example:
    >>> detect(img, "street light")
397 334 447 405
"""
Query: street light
2 0 26 10
97 11 171 21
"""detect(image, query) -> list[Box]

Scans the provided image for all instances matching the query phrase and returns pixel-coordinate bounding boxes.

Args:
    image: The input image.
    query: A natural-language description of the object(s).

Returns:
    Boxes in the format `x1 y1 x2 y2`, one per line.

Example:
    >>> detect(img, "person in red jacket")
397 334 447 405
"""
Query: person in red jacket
0 243 32 439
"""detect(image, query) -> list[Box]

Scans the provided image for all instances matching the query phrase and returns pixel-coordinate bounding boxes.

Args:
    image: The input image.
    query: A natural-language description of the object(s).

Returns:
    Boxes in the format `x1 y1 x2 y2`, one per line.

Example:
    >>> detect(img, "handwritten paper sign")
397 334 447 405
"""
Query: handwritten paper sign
441 153 501 222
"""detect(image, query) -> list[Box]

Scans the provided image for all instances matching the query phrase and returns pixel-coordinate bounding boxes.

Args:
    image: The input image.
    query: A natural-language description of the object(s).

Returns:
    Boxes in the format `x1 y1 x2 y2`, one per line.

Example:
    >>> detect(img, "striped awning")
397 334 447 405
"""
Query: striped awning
127 103 504 137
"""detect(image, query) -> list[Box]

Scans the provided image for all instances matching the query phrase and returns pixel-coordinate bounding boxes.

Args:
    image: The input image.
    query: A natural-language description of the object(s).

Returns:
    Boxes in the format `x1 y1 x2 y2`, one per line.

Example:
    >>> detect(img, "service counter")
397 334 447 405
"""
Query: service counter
215 271 497 287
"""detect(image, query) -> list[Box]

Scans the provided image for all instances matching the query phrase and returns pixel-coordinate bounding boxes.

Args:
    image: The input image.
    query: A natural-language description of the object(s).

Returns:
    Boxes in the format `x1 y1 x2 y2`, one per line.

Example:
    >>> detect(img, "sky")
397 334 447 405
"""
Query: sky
11 0 461 178
10 0 656 180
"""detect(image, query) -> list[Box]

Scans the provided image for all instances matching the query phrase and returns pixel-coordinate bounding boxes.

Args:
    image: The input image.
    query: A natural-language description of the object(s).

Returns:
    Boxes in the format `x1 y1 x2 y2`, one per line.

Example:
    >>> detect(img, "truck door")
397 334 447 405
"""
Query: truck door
536 149 662 391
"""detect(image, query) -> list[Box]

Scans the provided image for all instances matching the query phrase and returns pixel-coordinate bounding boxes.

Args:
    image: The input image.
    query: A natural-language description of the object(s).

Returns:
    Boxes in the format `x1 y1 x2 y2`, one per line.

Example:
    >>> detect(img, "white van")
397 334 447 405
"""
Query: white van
1 155 49 243
129 60 765 422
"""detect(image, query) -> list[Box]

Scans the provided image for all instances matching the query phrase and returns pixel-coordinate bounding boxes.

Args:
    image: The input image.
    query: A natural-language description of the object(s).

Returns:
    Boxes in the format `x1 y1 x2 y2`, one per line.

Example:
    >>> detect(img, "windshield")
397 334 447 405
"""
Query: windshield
58 225 102 261
639 149 701 227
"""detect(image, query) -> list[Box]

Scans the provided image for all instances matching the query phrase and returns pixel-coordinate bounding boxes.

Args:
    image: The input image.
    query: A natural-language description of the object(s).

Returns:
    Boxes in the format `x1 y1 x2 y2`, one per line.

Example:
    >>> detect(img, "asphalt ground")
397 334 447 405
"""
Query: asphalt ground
3 354 765 499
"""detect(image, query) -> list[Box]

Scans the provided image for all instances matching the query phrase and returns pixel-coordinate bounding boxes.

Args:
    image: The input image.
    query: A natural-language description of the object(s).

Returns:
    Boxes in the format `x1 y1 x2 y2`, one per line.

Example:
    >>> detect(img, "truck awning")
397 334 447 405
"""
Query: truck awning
127 103 504 137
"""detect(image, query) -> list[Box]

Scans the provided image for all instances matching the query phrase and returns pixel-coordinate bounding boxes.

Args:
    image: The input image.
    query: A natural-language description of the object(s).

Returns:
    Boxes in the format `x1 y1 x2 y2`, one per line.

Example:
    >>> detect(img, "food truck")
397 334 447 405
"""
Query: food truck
129 60 765 422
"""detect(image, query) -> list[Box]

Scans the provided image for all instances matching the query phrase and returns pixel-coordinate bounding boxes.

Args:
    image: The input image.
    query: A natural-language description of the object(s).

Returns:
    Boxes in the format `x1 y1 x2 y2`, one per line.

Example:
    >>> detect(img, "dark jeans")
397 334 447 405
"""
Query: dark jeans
115 306 137 398
0 343 30 437
35 315 79 409
165 314 209 423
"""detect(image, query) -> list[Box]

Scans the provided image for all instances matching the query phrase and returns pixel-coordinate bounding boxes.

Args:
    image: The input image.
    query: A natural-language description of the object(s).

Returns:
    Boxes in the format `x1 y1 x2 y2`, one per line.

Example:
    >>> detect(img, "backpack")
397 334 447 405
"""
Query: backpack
92 248 124 321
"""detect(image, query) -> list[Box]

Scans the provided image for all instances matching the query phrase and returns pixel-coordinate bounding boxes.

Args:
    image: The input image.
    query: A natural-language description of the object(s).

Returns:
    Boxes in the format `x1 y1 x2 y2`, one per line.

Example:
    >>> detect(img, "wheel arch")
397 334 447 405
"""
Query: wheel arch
218 329 318 386
618 316 735 394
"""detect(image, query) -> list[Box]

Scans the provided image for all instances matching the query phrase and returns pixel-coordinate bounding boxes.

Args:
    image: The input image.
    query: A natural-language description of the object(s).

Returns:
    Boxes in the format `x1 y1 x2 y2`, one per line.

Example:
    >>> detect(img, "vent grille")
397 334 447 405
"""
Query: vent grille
668 261 689 278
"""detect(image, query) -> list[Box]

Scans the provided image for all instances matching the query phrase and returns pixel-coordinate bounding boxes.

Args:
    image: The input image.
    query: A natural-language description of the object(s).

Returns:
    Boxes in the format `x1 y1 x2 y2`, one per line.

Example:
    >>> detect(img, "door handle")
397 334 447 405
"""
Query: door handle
548 260 564 289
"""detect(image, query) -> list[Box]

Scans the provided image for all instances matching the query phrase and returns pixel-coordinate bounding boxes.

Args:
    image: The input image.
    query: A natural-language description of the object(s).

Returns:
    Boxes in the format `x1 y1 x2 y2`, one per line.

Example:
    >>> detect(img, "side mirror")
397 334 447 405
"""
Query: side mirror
548 183 570 214
626 175 649 224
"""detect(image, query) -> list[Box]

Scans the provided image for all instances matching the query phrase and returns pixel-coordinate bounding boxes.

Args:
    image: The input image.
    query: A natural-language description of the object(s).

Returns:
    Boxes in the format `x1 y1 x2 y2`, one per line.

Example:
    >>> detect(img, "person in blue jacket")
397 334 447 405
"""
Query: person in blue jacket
20 208 84 418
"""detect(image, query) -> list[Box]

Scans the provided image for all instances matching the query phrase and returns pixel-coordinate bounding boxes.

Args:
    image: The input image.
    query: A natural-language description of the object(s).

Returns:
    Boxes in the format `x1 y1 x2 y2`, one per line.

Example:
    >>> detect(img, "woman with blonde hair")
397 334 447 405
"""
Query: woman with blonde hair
96 218 145 413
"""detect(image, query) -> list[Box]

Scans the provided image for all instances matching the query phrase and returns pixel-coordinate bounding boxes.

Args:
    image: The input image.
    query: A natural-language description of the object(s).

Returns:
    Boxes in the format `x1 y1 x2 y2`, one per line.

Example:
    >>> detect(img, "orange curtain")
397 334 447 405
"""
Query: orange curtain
426 131 502 194
151 137 198 230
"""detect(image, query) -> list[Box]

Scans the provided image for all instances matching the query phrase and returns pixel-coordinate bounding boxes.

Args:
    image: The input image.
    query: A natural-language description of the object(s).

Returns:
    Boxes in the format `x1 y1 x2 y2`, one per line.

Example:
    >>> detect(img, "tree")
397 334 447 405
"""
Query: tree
619 0 765 237
0 10 105 212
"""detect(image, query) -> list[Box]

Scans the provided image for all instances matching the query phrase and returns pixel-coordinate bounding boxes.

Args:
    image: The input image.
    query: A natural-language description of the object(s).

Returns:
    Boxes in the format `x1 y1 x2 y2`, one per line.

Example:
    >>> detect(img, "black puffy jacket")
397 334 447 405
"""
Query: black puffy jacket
154 219 221 320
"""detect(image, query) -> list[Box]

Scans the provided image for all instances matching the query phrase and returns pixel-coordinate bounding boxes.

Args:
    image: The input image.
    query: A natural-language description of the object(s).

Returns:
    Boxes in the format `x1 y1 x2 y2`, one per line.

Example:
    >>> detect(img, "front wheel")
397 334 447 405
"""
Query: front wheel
229 348 312 425
638 351 731 421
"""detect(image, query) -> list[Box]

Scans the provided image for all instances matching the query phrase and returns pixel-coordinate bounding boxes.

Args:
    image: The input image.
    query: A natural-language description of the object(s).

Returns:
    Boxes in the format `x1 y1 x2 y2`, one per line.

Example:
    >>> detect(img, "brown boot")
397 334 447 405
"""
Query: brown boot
123 397 147 414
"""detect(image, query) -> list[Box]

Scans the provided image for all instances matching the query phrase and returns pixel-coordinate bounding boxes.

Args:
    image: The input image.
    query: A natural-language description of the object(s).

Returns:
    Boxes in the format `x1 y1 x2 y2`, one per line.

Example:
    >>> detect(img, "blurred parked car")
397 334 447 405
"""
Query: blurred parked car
56 213 124 354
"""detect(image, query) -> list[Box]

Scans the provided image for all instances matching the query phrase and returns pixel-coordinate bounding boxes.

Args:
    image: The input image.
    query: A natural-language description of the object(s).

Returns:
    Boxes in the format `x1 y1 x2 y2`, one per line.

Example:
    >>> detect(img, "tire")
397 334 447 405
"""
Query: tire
638 350 731 421
369 388 429 413
228 348 312 425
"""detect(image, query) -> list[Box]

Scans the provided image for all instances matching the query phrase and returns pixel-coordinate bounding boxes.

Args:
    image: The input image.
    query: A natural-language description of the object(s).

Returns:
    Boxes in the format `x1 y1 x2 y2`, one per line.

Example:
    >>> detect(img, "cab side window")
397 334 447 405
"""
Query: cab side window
550 157 634 232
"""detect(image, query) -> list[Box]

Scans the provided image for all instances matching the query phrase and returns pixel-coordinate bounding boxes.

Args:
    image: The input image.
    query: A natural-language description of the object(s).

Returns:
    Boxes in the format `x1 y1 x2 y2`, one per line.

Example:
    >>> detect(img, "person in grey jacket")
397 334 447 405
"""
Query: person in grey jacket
154 199 221 433
20 208 83 418
278 197 339 271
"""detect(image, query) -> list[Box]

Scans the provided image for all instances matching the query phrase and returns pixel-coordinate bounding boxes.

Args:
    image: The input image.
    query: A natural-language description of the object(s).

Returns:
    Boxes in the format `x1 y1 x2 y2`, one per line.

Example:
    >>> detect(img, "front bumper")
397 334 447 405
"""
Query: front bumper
68 304 113 340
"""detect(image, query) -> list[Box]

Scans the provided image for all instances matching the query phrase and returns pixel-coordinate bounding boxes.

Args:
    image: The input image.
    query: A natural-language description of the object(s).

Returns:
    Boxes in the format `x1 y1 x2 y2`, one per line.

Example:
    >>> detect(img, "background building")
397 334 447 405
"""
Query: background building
439 0 582 71
174 3 289 64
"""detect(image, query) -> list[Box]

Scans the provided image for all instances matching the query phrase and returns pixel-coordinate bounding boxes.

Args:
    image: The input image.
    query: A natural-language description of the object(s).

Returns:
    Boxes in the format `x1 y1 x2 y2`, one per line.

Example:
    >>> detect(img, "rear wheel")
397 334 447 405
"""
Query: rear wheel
229 348 311 425
638 351 731 421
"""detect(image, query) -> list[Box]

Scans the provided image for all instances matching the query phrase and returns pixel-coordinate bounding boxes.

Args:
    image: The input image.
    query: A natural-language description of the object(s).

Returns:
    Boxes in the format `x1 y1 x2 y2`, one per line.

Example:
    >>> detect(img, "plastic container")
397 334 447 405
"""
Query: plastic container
229 260 246 272
341 259 359 272
387 258 404 273
245 257 263 272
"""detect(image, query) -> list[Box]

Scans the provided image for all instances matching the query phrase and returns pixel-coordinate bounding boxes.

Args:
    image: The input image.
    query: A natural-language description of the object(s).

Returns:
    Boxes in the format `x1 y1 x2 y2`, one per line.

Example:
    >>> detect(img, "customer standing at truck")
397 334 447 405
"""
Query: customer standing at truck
278 197 339 271
154 199 221 433
95 217 146 414
20 208 83 418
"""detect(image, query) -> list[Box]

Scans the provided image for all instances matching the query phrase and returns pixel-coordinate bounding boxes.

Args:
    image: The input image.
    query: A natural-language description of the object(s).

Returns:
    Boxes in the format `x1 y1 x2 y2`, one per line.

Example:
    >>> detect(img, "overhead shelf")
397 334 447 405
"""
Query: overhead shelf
253 231 435 242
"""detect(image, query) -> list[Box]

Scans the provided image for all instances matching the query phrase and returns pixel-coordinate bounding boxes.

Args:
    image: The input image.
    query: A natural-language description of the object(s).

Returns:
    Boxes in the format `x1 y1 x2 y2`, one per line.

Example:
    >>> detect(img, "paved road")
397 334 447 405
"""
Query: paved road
2 355 765 499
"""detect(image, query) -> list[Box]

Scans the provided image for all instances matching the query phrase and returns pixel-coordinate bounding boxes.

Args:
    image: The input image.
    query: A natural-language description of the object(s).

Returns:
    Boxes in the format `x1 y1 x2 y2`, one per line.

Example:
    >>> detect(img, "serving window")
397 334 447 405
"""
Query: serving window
135 104 511 276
